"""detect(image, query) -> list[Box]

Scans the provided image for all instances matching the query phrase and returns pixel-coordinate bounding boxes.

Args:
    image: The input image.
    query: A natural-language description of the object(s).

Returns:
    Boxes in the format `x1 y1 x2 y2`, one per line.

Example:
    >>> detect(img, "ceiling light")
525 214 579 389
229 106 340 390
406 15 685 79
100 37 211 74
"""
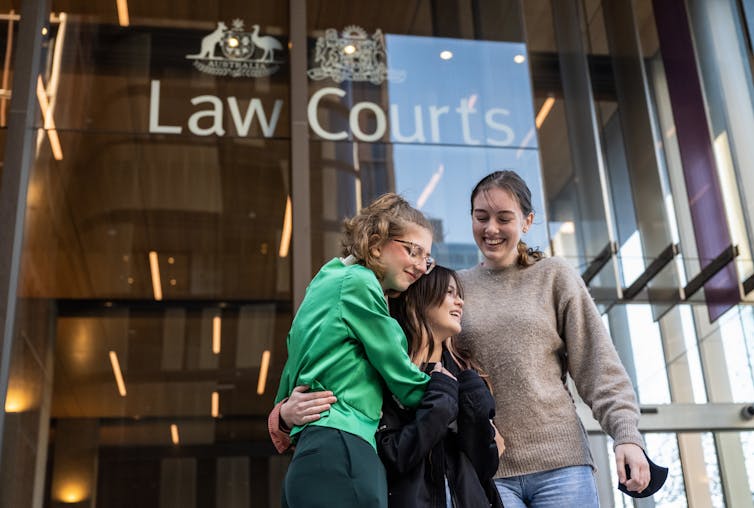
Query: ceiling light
56 483 88 504
116 0 130 27
278 196 292 258
109 351 127 397
211 391 220 418
416 164 444 210
514 54 526 64
4 387 32 413
440 50 453 60
212 315 221 354
148 251 163 301
535 96 556 128
343 44 356 55
257 350 271 395
170 424 180 445
467 94 478 110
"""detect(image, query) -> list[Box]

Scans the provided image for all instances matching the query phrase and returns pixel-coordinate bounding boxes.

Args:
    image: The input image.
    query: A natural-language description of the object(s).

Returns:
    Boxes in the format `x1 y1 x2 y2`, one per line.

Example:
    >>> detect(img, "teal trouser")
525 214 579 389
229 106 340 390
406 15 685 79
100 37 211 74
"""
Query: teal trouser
282 426 387 508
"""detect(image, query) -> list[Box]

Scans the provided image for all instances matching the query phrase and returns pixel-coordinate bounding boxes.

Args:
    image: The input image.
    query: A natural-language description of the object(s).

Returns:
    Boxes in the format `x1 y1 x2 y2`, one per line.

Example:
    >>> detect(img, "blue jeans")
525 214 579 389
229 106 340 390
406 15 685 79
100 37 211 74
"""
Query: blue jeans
495 465 599 508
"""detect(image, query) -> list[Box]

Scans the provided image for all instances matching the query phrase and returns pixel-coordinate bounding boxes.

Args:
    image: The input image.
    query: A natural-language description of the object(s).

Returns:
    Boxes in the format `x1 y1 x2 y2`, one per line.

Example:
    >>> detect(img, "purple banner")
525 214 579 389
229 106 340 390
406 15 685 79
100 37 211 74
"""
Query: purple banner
652 0 739 322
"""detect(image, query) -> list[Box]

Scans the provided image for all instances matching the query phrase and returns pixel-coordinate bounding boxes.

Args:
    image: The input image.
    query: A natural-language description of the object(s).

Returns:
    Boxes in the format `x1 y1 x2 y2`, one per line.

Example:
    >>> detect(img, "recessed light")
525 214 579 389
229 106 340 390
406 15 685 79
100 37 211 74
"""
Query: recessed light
440 50 453 60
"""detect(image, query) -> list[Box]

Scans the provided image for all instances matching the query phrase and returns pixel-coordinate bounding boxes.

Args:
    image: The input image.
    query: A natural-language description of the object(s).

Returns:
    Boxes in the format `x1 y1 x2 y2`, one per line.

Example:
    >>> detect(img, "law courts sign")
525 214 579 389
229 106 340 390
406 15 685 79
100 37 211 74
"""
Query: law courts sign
151 25 536 148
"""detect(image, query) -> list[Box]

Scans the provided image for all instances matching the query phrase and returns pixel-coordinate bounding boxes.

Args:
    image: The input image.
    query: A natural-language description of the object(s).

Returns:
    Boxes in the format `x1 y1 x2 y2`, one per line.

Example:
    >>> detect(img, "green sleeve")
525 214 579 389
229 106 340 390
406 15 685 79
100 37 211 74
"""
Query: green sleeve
340 270 429 407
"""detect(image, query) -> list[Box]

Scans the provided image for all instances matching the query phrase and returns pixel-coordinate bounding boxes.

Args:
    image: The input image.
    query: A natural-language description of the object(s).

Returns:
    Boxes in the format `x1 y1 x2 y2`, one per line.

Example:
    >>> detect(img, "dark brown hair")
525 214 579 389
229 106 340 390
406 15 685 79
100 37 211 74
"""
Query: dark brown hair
470 170 545 267
341 193 432 281
389 266 490 385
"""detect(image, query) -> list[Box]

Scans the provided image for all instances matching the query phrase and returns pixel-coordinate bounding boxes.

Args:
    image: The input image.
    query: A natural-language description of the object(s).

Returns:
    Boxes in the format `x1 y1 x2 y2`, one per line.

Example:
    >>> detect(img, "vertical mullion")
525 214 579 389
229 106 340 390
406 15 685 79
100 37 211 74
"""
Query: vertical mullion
0 0 52 453
289 0 310 311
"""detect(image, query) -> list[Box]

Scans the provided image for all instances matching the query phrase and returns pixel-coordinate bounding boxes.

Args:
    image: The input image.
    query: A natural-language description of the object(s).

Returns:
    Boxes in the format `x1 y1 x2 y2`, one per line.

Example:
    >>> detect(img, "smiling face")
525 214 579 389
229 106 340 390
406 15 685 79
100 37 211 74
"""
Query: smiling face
472 187 534 269
375 223 433 294
425 278 464 343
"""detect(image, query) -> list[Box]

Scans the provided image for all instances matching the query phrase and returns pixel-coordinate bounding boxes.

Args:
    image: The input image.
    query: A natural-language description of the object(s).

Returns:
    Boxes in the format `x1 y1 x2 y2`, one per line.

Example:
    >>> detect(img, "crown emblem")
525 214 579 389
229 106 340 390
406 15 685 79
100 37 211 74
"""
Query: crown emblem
307 25 405 84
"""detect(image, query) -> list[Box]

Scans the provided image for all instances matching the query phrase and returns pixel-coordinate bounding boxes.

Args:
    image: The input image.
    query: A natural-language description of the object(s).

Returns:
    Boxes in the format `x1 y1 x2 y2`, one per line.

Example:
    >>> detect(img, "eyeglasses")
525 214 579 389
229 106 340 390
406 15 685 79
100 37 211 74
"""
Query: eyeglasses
391 239 436 274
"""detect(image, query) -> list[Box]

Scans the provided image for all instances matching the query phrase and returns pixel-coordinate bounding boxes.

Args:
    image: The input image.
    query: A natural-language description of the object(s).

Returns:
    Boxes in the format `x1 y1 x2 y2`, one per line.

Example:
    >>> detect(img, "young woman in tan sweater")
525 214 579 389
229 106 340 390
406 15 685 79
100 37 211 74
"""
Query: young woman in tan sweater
457 170 650 507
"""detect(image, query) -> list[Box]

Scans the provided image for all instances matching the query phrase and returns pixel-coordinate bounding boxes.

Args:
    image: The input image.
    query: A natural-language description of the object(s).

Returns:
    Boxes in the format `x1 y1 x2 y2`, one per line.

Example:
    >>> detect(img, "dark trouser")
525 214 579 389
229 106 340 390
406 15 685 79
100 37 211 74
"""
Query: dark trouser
282 426 387 508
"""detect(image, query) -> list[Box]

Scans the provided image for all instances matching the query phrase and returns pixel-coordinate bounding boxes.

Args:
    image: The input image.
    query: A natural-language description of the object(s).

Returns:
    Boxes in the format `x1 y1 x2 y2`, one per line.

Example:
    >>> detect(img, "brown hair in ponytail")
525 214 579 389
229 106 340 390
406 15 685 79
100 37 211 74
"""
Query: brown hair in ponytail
470 170 545 267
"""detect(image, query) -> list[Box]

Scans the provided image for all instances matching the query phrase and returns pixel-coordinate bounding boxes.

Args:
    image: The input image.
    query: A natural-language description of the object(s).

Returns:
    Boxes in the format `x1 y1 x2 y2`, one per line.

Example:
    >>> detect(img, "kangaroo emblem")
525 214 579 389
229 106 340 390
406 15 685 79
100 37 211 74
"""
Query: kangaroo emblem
186 21 228 59
250 24 283 62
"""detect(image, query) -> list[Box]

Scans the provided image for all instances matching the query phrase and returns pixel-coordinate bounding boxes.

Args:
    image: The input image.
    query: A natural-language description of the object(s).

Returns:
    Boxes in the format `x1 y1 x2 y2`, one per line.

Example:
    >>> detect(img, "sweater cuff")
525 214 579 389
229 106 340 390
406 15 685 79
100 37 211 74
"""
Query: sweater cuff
611 420 644 449
268 400 293 453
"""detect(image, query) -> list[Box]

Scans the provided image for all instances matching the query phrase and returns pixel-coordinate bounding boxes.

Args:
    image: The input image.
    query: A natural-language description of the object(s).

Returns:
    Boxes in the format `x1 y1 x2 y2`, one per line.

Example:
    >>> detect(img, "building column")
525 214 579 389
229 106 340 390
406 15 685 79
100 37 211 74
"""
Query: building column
0 5 53 508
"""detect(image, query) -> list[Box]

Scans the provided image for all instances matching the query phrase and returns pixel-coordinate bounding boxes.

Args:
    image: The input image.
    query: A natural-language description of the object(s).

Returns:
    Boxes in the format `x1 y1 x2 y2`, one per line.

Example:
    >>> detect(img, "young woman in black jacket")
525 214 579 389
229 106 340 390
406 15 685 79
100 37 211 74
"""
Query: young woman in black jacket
381 266 504 508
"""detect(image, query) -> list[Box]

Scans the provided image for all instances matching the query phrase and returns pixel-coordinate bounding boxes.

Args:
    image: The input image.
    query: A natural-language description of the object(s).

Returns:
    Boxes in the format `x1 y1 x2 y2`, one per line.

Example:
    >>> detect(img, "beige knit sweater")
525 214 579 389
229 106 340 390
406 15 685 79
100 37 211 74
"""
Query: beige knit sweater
457 256 644 478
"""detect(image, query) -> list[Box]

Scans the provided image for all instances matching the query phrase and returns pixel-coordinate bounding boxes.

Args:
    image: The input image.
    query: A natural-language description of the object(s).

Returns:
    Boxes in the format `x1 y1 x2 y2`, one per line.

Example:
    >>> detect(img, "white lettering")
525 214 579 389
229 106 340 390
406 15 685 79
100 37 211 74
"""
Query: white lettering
428 106 449 143
228 97 283 137
390 105 426 143
307 87 348 140
188 95 226 136
456 98 480 145
350 102 386 142
149 80 182 134
148 83 524 148
485 108 515 146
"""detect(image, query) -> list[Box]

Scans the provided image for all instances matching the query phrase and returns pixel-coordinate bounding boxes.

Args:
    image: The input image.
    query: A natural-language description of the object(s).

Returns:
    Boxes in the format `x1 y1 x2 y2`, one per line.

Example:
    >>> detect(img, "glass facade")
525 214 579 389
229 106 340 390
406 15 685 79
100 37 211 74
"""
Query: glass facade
0 0 753 507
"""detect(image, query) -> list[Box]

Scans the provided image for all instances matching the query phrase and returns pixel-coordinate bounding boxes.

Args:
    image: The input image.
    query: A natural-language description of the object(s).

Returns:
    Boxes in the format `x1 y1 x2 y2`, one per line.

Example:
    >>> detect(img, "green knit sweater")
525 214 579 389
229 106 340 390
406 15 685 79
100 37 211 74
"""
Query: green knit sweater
275 257 430 449
457 257 643 477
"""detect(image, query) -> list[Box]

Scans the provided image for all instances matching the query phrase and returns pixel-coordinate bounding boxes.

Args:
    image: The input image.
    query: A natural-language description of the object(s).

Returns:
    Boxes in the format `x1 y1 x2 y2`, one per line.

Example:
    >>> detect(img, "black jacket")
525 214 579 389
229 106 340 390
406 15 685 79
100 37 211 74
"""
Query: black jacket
377 348 504 508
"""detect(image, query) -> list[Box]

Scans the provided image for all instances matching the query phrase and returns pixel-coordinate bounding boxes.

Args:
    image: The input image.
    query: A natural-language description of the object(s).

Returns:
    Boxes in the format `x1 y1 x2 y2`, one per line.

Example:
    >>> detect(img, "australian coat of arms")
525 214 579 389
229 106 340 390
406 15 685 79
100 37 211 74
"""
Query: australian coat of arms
186 19 284 78
307 25 405 84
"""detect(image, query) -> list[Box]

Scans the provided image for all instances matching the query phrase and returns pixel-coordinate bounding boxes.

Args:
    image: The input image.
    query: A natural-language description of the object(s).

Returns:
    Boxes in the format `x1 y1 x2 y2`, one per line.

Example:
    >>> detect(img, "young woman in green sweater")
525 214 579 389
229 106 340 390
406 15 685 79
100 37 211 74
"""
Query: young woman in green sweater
271 193 454 508
273 265 505 508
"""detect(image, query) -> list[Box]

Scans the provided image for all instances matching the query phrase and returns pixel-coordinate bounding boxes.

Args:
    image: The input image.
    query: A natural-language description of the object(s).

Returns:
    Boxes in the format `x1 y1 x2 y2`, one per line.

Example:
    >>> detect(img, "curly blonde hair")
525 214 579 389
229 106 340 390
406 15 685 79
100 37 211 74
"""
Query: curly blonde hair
341 193 432 280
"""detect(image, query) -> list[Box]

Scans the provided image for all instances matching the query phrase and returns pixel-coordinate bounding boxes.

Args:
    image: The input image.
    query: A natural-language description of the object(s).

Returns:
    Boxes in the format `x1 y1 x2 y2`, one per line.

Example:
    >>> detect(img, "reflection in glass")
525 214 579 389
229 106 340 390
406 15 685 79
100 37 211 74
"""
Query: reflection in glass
701 432 724 507
718 307 754 403
625 304 671 404
309 32 546 272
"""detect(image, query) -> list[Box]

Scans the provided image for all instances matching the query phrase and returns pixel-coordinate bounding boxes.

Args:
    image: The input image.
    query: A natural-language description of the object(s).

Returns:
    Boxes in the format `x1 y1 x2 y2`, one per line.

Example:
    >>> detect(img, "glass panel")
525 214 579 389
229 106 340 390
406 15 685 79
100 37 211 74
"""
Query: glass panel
522 0 624 311
307 0 545 270
742 431 754 503
644 433 686 507
718 306 754 403
3 2 292 507
625 304 671 404
701 432 725 507
686 0 754 285
678 305 708 404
